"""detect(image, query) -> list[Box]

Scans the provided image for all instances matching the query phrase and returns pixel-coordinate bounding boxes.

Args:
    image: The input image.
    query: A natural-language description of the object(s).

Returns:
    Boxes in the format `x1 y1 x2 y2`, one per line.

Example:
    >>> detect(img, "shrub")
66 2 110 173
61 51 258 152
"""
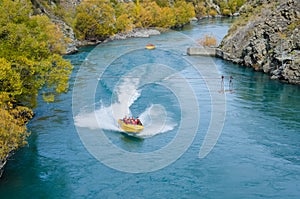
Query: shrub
222 8 232 16
208 9 218 17
198 34 217 47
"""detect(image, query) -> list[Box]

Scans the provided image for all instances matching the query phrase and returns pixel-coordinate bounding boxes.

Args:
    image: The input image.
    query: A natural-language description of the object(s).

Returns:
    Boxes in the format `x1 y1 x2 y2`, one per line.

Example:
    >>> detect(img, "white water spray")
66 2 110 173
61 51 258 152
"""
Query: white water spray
74 76 176 138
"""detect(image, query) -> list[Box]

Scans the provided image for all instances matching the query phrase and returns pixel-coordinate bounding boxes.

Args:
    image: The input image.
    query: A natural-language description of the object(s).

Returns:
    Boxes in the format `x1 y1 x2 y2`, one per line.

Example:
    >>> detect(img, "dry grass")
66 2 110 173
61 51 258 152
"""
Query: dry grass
197 34 217 47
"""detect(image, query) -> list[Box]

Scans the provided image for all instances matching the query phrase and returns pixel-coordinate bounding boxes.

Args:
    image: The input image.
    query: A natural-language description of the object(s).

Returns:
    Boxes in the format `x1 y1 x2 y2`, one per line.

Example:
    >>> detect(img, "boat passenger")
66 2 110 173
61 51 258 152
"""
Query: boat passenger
123 116 129 124
136 118 142 126
128 117 133 124
132 118 137 125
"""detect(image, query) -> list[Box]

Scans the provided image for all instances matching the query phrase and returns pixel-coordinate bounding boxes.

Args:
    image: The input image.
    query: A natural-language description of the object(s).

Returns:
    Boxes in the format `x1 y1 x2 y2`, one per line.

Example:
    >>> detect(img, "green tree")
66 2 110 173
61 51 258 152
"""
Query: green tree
0 0 72 160
0 1 72 107
136 0 158 28
116 13 133 33
228 0 237 13
174 0 195 27
0 58 22 99
0 108 27 160
195 2 207 18
157 7 176 28
74 0 116 40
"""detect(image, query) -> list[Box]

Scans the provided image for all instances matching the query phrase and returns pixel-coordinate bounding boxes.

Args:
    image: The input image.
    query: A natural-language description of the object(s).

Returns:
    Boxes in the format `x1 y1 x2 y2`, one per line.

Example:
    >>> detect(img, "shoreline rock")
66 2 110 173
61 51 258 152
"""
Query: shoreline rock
0 152 13 178
53 19 79 54
0 159 7 178
66 28 161 54
108 28 161 41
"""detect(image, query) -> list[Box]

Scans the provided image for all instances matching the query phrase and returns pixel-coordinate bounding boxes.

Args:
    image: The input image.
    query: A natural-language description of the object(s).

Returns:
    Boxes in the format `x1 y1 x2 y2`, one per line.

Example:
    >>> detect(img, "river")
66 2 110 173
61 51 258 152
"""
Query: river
0 18 300 199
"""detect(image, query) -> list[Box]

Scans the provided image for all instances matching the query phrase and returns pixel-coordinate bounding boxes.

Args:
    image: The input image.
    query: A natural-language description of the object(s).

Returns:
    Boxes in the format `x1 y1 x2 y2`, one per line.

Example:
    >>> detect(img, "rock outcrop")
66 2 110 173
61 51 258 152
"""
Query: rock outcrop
109 28 161 41
218 0 300 84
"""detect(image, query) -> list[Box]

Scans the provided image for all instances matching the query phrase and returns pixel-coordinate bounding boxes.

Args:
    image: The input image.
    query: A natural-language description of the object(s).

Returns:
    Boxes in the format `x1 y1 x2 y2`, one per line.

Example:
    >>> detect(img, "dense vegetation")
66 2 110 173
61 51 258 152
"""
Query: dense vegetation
0 0 72 160
73 0 195 41
32 0 246 42
73 0 246 41
191 0 245 18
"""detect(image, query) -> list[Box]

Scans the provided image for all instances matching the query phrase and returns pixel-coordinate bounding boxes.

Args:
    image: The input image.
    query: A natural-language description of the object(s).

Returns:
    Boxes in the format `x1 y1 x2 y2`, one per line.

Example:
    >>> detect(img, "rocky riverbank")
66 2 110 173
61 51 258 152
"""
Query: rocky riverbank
218 0 300 85
73 28 161 52
108 28 161 41
0 159 6 178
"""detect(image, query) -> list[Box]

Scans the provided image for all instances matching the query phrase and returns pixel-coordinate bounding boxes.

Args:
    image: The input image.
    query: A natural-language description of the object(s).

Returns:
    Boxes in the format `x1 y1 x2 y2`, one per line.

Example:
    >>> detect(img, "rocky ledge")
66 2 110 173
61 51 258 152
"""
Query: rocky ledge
0 159 6 178
218 0 300 85
108 28 161 41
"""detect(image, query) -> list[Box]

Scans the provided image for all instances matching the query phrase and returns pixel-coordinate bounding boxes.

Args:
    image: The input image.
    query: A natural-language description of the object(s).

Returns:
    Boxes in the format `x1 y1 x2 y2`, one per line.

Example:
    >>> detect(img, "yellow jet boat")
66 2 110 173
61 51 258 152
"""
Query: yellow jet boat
146 43 155 50
118 119 144 133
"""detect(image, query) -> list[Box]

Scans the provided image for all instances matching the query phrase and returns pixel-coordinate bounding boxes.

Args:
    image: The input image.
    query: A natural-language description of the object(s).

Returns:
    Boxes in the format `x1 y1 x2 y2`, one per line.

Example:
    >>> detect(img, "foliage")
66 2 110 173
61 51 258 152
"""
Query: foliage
74 0 116 40
74 0 195 40
0 0 73 160
192 0 245 16
208 9 217 16
195 2 207 18
0 0 72 106
154 0 170 7
288 20 300 31
0 58 22 98
197 34 217 47
174 0 195 27
222 8 232 16
0 107 29 160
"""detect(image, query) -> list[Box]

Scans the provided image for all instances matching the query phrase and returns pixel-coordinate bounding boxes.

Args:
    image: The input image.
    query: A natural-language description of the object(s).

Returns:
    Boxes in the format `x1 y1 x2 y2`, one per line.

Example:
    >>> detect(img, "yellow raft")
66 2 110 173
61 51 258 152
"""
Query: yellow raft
118 119 144 133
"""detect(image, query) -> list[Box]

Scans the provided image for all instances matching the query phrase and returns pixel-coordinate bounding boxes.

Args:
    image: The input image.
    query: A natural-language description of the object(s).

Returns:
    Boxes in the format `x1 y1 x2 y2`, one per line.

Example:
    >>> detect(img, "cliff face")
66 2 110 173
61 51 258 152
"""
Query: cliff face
219 0 300 84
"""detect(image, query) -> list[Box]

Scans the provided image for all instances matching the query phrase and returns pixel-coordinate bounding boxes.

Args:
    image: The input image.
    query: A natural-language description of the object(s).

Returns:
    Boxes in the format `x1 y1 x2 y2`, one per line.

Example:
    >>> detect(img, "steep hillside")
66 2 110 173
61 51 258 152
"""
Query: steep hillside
218 0 300 84
30 0 80 53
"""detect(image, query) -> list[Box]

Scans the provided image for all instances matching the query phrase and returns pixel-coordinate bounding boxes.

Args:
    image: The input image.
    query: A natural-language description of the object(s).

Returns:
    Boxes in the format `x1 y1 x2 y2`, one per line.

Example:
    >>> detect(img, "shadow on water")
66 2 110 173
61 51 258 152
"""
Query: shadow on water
0 128 70 198
215 58 300 123
102 129 145 152
120 133 145 142
216 58 300 165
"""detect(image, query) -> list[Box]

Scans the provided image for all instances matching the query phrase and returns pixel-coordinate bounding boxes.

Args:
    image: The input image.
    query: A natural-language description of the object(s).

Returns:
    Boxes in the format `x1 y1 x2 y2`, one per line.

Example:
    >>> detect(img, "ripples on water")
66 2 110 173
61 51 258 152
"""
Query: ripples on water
0 19 299 198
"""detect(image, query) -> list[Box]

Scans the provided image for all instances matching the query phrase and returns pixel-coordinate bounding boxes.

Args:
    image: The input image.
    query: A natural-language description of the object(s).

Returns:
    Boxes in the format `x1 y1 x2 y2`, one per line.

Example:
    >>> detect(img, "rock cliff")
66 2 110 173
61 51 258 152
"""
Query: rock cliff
218 0 300 84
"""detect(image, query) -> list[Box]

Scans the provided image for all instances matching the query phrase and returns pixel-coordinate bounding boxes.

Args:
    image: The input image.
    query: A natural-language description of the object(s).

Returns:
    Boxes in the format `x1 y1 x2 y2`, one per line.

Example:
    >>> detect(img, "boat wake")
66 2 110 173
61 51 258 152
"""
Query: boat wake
74 75 176 138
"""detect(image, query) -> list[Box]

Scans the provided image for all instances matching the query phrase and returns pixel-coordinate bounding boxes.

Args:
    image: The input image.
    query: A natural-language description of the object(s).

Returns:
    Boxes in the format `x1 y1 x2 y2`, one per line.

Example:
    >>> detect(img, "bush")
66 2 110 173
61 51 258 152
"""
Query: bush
208 9 218 17
195 2 207 18
198 34 217 47
222 8 232 16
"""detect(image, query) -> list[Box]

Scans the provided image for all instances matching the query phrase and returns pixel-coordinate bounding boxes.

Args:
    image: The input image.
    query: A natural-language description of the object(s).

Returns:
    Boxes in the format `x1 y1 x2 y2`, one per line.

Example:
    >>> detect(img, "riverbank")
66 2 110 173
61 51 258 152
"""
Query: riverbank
66 28 161 54
0 159 6 178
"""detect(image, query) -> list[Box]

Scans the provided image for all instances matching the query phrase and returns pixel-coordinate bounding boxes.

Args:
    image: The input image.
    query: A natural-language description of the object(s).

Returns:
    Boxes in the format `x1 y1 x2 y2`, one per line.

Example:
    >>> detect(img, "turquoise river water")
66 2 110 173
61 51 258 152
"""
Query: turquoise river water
0 18 300 198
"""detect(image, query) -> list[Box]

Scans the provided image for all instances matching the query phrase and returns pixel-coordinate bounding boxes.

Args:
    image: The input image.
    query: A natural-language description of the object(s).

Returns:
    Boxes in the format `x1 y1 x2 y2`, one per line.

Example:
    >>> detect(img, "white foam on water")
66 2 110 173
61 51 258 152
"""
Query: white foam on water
74 77 176 138
138 104 177 138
